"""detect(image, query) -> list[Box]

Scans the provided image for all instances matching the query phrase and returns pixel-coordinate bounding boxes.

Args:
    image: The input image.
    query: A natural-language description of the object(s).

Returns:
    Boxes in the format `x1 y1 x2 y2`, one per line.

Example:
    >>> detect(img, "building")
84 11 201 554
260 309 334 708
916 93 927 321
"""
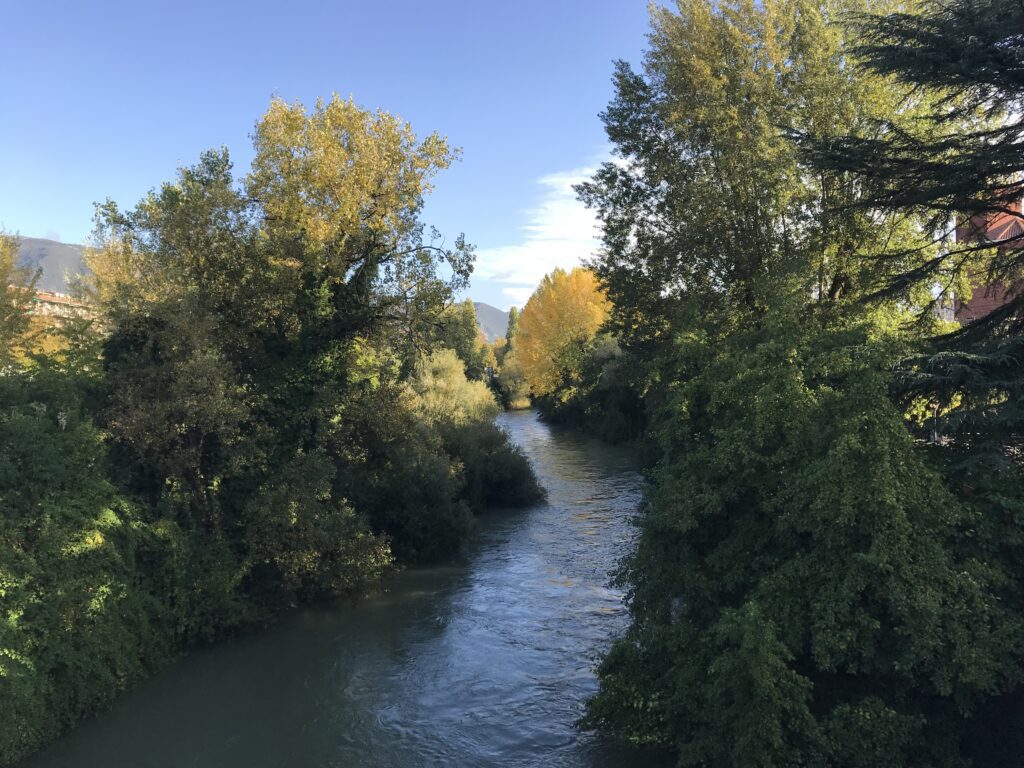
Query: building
953 199 1023 324
29 289 89 320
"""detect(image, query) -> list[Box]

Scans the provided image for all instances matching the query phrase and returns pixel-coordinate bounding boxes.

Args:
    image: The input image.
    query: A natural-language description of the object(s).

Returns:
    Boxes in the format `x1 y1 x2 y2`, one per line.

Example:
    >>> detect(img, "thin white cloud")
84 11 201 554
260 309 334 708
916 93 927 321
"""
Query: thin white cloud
500 285 536 306
474 162 603 309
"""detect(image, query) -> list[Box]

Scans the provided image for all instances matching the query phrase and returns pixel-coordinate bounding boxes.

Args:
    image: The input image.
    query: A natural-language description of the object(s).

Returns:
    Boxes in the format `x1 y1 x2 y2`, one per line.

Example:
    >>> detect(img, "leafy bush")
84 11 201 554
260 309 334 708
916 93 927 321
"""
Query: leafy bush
0 370 171 763
331 350 541 563
240 450 391 607
495 351 531 410
535 335 646 444
440 421 544 512
405 349 500 425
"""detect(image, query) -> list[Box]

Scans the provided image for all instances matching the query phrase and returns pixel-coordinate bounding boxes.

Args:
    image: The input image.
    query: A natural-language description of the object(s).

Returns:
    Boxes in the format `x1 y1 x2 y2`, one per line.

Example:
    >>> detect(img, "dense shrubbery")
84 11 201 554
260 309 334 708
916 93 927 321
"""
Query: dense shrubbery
494 352 531 410
533 334 646 444
587 315 1022 764
407 349 542 510
0 367 170 760
329 350 542 563
440 420 543 512
0 99 539 764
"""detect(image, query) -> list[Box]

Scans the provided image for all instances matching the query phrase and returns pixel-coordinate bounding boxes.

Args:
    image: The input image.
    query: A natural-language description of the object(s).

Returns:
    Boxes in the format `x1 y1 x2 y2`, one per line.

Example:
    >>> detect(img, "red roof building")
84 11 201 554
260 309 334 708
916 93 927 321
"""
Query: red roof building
28 289 89 320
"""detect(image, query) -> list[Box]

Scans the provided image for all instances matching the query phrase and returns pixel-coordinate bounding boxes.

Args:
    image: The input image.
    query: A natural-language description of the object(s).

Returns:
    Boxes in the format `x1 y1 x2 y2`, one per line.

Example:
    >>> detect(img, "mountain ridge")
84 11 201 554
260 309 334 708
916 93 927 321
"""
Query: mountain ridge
15 237 87 293
474 302 509 342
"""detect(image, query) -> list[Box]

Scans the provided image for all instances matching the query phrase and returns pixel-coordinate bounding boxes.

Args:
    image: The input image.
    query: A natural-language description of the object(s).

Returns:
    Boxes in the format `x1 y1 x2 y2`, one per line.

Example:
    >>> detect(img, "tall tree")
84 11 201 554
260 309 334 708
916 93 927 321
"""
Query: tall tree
577 0 943 361
579 1 1021 764
803 0 1024 467
505 305 520 347
249 96 474 363
86 95 474 587
801 6 1024 760
430 299 489 379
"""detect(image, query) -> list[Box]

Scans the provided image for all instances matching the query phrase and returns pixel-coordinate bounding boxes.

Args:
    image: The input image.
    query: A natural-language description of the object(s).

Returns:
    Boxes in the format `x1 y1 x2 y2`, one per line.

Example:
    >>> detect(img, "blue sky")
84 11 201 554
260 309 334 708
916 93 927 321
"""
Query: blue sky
0 1 655 308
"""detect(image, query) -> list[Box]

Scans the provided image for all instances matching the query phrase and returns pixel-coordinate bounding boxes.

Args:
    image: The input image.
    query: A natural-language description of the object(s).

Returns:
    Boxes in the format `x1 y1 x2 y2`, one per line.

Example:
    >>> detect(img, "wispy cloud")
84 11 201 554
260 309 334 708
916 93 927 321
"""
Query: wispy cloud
474 161 603 309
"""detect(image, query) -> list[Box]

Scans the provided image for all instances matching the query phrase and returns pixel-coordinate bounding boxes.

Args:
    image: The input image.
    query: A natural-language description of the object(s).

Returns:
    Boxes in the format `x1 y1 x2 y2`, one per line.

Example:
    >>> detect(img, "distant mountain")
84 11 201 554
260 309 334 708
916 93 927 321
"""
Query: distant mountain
474 302 509 342
16 238 87 293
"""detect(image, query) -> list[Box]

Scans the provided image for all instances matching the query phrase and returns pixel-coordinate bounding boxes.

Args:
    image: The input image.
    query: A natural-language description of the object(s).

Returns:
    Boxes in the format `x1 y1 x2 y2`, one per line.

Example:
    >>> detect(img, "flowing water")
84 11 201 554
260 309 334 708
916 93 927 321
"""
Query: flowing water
22 410 669 768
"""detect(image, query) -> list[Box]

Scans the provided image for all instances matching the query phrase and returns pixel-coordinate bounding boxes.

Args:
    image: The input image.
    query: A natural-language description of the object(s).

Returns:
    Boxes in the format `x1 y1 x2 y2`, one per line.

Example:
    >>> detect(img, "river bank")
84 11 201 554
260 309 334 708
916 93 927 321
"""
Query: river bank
19 411 670 768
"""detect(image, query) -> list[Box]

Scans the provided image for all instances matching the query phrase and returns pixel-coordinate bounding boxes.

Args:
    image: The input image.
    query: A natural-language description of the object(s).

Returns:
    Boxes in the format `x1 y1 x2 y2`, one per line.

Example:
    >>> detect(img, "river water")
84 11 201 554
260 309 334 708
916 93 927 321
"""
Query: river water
22 410 668 768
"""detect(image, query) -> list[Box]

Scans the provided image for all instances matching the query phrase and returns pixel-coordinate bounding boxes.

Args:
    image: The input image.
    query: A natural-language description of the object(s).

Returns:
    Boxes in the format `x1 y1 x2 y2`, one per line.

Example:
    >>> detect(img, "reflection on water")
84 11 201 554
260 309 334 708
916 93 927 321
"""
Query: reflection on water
21 411 669 768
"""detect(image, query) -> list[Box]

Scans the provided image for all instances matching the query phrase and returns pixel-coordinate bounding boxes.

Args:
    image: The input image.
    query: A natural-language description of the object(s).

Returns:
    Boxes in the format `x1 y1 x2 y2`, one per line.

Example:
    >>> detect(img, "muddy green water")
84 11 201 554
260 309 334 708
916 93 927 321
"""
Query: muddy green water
22 410 669 768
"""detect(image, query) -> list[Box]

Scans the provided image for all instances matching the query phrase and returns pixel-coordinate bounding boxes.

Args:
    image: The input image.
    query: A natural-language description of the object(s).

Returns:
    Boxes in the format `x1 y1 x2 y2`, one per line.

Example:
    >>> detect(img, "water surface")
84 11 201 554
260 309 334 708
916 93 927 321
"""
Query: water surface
23 410 667 768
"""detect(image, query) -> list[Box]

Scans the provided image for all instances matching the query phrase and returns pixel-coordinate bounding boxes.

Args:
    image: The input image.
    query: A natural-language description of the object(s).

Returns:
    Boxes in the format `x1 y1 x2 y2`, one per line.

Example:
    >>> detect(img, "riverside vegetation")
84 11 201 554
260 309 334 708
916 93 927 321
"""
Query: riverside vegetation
493 0 1024 766
0 97 541 764
5 0 1024 765
489 267 646 444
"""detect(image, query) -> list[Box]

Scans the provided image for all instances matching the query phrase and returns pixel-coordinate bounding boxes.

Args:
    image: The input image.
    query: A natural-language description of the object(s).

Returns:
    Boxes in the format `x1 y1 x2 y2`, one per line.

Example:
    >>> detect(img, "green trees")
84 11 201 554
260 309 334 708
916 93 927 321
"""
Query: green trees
495 351 530 410
578 0 941 350
0 95 538 764
0 367 172 760
802 0 1024 495
493 305 532 410
505 305 520 346
431 300 490 379
588 317 1019 765
800 7 1024 759
579 0 1024 764
84 96 488 573
407 349 499 425
803 0 1024 321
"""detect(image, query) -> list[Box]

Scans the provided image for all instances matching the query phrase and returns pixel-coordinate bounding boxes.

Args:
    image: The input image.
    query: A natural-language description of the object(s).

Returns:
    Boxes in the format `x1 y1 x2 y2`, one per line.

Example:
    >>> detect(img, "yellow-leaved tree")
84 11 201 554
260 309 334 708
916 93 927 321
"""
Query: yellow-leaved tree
0 233 38 368
516 267 609 397
250 94 456 249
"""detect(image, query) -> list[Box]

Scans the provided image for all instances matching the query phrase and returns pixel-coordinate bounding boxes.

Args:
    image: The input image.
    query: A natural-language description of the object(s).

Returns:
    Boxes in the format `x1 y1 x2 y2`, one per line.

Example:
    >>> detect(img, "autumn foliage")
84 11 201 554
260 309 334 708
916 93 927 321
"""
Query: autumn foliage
516 267 609 397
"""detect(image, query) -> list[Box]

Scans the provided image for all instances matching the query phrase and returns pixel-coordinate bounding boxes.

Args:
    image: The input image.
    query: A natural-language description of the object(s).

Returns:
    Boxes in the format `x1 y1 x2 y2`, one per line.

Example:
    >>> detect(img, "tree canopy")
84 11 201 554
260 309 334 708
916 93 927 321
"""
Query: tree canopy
0 234 39 368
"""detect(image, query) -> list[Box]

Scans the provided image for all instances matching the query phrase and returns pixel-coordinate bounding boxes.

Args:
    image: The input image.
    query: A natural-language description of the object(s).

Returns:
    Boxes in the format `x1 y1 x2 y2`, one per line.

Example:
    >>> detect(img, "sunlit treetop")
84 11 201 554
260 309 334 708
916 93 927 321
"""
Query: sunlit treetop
86 95 473 360
249 94 458 250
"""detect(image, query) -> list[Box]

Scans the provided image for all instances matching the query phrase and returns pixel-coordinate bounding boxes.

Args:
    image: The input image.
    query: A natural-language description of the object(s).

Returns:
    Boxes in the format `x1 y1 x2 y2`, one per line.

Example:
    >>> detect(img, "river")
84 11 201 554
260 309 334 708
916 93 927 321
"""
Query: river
21 410 669 768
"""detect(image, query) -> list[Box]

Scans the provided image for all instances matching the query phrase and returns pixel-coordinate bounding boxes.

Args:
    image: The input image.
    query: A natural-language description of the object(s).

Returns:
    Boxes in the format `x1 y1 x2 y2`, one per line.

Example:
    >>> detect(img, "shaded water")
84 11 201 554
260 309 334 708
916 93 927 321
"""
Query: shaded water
23 410 668 768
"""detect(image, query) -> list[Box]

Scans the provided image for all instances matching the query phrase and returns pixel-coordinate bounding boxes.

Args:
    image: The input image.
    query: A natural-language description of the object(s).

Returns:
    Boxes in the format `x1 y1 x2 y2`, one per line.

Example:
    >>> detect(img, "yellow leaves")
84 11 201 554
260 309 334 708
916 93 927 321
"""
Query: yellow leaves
517 267 610 396
83 236 158 315
0 233 39 365
87 94 462 344
248 94 457 250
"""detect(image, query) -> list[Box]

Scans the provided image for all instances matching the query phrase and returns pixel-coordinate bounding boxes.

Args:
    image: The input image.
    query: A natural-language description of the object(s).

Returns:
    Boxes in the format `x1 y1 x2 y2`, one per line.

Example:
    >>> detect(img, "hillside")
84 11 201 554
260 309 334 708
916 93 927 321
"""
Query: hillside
473 302 509 342
16 237 86 293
